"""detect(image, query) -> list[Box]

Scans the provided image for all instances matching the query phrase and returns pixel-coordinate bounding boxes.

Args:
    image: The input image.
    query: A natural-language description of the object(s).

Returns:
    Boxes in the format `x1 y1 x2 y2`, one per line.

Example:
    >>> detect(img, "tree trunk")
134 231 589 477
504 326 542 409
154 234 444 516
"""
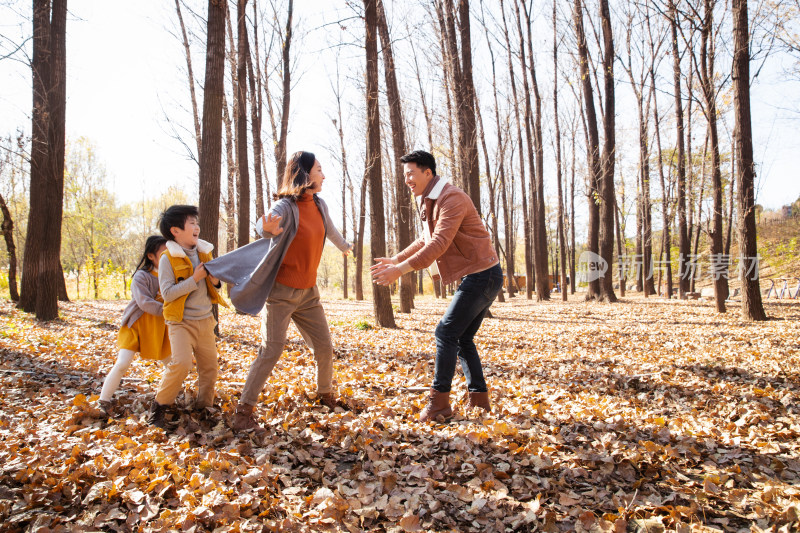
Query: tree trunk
553 1 567 302
475 91 504 303
598 0 617 302
669 0 690 299
332 72 351 299
731 0 766 320
725 138 735 256
500 0 532 299
700 0 728 311
573 0 602 300
175 0 202 161
223 94 236 255
521 1 550 301
651 79 672 298
0 193 19 301
355 174 368 301
364 0 395 327
377 0 413 313
236 0 250 247
692 132 709 293
480 0 515 297
274 0 293 180
20 0 67 320
198 0 226 252
457 0 481 212
246 20 264 225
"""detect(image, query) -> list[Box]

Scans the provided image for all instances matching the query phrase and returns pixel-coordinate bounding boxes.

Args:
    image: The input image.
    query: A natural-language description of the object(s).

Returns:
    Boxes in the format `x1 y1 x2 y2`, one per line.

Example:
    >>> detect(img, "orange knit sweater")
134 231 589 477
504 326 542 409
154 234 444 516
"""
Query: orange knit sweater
275 194 325 289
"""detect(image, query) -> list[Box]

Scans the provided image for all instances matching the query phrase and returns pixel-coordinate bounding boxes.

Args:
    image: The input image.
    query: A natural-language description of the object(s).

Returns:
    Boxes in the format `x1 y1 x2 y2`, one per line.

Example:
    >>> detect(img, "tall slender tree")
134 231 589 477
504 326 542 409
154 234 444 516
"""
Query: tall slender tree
669 0 690 299
573 0 602 300
365 0 395 328
731 0 767 320
236 0 250 247
500 0 532 299
377 0 414 313
697 0 729 311
274 0 293 180
553 0 567 302
198 0 226 253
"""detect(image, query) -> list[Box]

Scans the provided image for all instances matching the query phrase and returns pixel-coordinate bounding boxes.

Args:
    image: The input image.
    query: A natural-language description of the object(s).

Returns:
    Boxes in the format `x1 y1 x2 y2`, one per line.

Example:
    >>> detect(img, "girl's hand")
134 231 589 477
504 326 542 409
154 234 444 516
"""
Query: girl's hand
342 243 354 257
262 213 284 235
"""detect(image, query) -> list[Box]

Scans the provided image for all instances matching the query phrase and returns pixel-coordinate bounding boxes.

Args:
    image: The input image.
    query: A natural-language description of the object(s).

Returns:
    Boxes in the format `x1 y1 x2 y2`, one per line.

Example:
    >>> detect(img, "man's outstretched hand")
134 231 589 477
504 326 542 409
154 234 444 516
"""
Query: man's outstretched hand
370 257 401 286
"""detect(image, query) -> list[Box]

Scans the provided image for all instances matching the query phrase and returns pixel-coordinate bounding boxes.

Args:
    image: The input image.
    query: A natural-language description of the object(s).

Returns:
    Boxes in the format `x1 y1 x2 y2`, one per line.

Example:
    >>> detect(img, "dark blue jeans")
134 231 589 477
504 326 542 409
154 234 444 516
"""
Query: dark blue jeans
433 263 503 393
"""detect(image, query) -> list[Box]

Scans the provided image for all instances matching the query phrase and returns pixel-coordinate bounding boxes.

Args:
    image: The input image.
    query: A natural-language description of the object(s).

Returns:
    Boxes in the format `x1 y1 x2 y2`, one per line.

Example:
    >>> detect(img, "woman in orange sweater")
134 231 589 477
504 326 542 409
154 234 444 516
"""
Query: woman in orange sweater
224 151 352 431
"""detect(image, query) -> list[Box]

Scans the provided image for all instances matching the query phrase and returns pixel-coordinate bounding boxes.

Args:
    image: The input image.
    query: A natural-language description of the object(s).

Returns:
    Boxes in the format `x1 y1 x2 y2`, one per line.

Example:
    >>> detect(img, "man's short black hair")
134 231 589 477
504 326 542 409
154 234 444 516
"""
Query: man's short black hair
159 205 199 241
400 150 436 176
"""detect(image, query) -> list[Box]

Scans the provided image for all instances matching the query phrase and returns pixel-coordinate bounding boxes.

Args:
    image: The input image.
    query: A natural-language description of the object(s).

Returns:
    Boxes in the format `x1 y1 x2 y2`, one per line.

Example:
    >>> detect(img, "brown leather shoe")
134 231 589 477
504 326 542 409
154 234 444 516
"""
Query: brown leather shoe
230 403 259 432
466 391 491 413
419 389 453 422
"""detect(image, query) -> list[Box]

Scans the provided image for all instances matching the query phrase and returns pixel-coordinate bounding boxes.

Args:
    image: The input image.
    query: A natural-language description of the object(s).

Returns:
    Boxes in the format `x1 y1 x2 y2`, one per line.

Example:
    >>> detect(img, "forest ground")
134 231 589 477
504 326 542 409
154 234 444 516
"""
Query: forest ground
0 293 798 532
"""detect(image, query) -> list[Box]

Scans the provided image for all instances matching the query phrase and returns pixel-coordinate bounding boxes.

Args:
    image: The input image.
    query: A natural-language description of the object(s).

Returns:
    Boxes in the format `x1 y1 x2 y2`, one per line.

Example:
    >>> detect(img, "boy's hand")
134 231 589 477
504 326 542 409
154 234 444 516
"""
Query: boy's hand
262 213 284 235
208 273 220 286
193 263 209 282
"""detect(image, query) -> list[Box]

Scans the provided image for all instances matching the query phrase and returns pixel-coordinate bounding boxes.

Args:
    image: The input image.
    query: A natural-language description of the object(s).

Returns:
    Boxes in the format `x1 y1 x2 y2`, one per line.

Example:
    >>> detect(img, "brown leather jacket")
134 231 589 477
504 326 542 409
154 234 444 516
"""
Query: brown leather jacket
396 177 499 285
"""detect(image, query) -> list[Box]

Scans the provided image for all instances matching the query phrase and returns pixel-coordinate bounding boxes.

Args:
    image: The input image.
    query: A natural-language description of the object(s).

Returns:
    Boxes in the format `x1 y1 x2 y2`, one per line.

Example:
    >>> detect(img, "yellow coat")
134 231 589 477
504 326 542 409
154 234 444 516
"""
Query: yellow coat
162 241 228 323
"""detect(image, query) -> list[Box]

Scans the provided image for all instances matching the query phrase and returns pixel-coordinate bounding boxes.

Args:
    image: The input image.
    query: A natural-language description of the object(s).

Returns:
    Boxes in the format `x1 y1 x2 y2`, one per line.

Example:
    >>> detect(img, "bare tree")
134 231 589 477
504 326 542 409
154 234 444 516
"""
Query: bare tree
572 0 602 300
697 0 729 311
365 0 395 328
553 0 567 301
175 0 202 159
669 0 690 299
198 0 226 253
236 0 250 247
500 0 532 299
377 0 414 313
732 0 767 320
274 0 293 180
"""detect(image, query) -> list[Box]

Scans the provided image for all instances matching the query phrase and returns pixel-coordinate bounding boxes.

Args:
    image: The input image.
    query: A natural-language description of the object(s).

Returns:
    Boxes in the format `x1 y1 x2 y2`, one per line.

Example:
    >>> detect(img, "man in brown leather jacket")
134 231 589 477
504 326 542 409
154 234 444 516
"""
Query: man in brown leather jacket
371 150 503 422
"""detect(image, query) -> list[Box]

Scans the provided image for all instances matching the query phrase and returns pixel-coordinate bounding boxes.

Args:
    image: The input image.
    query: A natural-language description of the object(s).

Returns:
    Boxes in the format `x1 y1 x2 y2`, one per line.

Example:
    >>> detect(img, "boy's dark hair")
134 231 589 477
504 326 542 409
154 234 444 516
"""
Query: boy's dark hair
159 205 199 241
400 150 436 176
135 235 168 272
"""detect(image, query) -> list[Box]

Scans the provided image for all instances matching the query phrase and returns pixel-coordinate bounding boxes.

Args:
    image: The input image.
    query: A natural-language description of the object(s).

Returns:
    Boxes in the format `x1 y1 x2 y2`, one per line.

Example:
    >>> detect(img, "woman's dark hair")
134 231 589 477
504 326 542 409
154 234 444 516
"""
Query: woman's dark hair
399 150 436 176
274 151 316 201
135 235 168 272
158 204 199 241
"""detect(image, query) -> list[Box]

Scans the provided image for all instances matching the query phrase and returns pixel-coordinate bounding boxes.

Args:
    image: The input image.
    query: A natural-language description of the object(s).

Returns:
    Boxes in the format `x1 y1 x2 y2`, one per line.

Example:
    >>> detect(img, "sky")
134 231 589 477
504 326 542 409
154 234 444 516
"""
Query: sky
1 0 799 234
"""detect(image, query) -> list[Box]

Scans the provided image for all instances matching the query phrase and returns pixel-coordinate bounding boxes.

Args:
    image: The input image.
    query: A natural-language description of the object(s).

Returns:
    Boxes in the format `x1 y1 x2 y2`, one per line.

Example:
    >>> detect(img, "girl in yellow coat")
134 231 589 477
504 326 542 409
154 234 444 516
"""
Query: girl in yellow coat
99 236 171 416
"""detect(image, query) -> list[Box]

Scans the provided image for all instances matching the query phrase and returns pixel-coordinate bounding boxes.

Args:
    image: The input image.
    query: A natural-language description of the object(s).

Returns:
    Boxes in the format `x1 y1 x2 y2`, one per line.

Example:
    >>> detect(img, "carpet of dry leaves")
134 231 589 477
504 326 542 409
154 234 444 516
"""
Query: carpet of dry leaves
0 293 799 533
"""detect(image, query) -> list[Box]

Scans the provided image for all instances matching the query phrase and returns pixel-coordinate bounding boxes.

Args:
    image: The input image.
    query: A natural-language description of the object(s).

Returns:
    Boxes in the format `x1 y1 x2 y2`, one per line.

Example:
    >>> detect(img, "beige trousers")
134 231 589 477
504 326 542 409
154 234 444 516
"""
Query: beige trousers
240 283 333 405
155 316 218 407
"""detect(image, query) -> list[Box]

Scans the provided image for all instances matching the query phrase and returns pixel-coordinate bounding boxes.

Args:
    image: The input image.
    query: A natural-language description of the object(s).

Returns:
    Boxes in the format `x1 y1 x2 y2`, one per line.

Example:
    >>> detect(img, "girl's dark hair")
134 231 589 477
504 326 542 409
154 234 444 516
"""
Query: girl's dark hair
274 151 316 201
135 235 168 272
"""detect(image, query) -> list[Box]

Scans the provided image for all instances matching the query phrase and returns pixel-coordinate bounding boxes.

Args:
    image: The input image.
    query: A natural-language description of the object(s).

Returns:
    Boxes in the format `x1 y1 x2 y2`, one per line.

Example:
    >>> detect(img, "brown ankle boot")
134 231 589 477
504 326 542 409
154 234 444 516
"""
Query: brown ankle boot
419 389 453 422
466 391 491 413
230 403 259 432
318 392 338 409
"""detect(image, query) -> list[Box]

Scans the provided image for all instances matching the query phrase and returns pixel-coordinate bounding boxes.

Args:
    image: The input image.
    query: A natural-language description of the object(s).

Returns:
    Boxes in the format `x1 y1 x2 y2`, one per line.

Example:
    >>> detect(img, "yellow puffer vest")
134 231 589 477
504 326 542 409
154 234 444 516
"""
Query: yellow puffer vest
162 239 228 322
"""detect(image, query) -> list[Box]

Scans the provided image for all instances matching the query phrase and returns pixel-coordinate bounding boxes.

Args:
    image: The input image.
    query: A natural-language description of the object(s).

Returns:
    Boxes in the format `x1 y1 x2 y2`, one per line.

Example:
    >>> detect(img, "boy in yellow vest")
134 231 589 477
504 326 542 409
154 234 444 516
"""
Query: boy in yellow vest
150 205 226 429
